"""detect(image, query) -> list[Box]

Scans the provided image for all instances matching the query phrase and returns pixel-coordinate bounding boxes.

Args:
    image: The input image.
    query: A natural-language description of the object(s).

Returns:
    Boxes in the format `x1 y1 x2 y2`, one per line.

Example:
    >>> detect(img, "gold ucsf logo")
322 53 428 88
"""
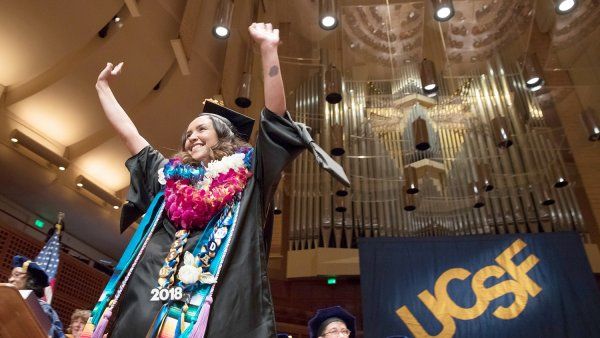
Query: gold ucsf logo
396 239 541 338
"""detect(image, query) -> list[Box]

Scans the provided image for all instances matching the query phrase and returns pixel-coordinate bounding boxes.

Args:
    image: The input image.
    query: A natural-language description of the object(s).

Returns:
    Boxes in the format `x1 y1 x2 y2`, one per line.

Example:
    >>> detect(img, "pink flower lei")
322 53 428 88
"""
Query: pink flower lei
162 148 253 230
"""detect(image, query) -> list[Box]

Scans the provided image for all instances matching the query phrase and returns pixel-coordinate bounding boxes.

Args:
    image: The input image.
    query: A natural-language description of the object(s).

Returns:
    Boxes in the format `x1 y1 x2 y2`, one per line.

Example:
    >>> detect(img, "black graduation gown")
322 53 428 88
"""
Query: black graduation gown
110 108 306 337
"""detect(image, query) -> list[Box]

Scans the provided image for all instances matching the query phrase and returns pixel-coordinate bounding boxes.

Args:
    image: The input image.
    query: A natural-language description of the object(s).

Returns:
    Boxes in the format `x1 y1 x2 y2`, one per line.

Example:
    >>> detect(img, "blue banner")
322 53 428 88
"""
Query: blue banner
359 232 600 338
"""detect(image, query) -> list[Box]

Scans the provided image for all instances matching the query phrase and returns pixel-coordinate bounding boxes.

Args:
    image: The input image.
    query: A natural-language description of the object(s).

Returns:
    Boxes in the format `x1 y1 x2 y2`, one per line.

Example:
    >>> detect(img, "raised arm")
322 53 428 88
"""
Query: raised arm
96 62 149 155
249 23 286 116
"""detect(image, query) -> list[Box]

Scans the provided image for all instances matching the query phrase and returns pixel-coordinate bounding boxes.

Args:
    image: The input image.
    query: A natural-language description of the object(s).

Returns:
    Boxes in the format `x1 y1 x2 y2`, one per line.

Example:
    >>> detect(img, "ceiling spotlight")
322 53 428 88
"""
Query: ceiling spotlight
325 64 343 104
526 76 540 86
212 0 233 39
555 0 577 14
114 16 121 23
420 58 438 94
491 116 513 148
580 108 600 141
58 166 66 171
432 0 455 22
9 129 70 171
319 0 338 30
522 53 544 89
235 72 252 108
530 84 543 92
76 175 123 210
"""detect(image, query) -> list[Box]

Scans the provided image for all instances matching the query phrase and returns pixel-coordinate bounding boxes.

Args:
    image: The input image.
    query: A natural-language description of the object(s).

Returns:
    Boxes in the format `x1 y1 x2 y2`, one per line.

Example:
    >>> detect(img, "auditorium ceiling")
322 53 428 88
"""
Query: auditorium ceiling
0 0 598 262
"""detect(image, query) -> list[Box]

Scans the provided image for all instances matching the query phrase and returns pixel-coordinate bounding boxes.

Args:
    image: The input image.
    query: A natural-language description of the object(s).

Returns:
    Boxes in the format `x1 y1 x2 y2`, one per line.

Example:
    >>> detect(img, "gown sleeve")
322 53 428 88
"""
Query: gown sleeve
119 145 167 232
255 108 307 208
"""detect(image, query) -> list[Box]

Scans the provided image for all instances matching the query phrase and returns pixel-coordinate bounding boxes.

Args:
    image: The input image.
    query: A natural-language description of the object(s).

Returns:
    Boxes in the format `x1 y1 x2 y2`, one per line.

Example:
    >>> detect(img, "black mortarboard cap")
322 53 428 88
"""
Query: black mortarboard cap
308 306 356 338
12 255 50 288
203 99 255 142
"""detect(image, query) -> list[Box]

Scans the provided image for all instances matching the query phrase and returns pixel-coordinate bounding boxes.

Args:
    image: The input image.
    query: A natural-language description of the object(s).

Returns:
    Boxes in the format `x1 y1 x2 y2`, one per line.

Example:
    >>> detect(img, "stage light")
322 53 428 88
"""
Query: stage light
212 0 233 39
522 54 544 89
319 0 338 30
555 0 577 14
9 129 70 171
327 277 337 285
325 65 343 104
404 166 419 194
75 175 123 210
420 59 438 94
432 0 455 22
530 84 542 92
491 116 513 148
235 72 252 108
413 117 430 151
581 108 600 141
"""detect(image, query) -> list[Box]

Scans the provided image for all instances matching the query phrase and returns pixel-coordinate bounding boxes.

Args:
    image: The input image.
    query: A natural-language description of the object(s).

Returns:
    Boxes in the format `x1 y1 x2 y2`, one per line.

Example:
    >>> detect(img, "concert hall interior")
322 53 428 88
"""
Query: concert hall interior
1 1 599 337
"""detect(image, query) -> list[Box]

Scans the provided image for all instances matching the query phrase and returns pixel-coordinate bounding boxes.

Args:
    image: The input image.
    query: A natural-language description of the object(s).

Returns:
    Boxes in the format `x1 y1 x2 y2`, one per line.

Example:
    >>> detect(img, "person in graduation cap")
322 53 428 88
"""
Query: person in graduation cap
308 306 356 338
9 255 65 338
84 22 349 338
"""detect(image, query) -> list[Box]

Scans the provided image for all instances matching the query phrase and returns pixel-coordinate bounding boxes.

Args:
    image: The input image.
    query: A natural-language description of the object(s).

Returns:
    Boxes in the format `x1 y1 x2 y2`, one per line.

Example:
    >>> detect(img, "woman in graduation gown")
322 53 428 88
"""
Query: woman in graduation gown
81 23 347 338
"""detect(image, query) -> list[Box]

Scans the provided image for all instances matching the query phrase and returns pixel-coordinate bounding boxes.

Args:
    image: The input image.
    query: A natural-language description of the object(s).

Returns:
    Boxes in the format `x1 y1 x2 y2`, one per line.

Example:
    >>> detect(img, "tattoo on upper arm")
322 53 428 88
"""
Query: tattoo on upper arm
268 65 279 77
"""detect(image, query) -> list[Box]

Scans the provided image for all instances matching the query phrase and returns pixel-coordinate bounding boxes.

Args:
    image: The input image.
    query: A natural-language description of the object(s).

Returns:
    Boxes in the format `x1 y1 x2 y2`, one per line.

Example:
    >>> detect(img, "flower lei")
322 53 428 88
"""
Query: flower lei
159 148 253 230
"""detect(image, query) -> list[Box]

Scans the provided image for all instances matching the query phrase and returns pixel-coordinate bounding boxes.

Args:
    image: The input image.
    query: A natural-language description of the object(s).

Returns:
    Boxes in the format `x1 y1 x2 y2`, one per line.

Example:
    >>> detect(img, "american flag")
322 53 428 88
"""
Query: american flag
35 230 61 303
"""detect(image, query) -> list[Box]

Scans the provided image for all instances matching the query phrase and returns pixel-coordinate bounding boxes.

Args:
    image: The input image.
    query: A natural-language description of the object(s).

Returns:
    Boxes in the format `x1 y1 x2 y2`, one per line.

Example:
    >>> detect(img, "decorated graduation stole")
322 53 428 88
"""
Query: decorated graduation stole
82 148 254 338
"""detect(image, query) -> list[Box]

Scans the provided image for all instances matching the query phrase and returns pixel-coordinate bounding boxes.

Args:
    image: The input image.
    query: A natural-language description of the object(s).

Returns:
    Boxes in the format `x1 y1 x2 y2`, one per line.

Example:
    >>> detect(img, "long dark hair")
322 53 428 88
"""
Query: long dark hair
174 113 250 165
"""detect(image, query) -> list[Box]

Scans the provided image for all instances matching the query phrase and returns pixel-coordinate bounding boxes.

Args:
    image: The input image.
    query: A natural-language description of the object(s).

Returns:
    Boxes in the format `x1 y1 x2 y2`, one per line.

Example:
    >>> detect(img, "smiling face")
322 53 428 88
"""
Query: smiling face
70 318 86 337
184 115 219 164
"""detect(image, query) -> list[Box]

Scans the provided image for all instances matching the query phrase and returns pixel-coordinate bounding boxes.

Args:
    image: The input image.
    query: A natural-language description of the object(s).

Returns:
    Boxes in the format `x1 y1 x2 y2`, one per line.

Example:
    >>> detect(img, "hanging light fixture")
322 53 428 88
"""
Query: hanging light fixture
413 117 431 151
75 176 123 210
325 65 343 104
212 0 233 39
580 107 600 141
235 72 252 108
472 183 485 208
420 59 438 94
552 166 569 188
335 195 347 213
554 0 578 14
477 163 494 192
235 48 254 108
404 193 416 211
273 187 282 215
522 54 544 89
491 116 513 148
432 0 455 22
9 129 70 171
331 123 345 156
404 166 419 194
319 0 338 30
537 186 556 206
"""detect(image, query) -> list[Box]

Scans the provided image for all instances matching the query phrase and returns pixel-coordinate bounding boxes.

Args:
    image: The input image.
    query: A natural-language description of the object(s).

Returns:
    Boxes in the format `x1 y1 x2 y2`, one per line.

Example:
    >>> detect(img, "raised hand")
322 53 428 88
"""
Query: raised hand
97 62 124 85
248 23 280 50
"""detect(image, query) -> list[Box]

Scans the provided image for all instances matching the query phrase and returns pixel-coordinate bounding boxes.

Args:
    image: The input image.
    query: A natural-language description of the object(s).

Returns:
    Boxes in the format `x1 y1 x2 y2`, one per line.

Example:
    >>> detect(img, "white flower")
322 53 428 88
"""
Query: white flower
178 264 200 284
205 153 245 180
157 167 166 185
178 252 200 284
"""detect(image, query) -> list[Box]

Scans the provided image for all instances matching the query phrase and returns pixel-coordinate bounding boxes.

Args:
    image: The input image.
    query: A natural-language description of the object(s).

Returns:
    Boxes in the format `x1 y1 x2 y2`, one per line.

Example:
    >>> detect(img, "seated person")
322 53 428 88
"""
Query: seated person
8 255 65 338
308 306 355 338
65 309 91 338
